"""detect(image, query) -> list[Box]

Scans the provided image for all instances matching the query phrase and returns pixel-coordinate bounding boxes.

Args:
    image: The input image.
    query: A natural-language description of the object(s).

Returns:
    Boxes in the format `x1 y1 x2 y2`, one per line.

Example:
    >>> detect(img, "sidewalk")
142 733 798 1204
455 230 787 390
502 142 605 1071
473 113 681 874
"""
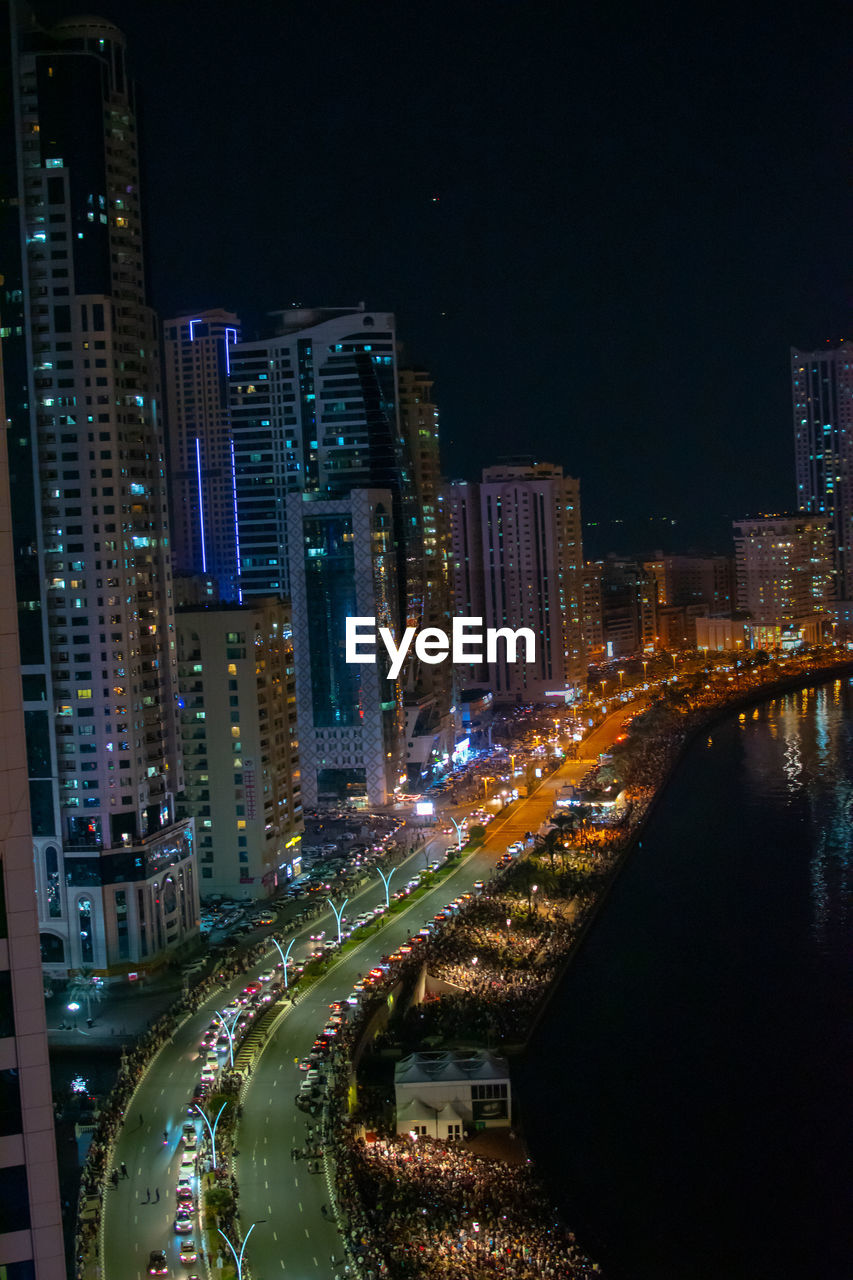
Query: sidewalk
46 973 185 1050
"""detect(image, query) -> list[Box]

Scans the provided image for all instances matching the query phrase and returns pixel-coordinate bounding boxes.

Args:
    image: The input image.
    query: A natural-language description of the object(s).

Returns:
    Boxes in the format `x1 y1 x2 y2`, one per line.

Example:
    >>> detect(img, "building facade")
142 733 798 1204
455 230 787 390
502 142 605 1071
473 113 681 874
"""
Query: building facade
3 11 197 976
397 367 455 779
0 335 65 1279
793 342 853 599
229 305 409 606
733 513 834 641
478 462 584 702
287 489 404 807
163 309 241 601
175 600 302 899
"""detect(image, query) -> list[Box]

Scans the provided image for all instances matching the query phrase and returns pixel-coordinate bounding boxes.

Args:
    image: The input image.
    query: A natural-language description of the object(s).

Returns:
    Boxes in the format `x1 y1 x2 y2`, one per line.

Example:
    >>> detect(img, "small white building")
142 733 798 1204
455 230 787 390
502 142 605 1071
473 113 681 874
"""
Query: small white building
394 1050 511 1140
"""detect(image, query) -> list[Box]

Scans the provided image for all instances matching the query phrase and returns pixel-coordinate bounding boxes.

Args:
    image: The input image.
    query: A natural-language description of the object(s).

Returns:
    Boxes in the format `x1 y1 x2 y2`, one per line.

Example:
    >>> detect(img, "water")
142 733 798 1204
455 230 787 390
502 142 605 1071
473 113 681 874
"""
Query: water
517 680 853 1279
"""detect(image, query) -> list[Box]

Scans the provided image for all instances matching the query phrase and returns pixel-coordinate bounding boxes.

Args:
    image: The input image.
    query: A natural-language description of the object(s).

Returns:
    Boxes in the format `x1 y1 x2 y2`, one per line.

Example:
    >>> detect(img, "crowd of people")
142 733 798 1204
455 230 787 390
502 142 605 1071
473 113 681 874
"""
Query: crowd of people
331 1132 600 1278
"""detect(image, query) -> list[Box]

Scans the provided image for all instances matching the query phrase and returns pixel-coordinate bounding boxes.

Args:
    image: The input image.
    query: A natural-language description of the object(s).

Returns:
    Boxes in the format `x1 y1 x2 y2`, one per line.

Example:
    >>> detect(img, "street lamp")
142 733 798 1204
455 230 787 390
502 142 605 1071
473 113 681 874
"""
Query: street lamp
447 816 464 850
377 865 397 907
218 1220 265 1280
195 1100 228 1169
327 897 349 946
270 935 296 989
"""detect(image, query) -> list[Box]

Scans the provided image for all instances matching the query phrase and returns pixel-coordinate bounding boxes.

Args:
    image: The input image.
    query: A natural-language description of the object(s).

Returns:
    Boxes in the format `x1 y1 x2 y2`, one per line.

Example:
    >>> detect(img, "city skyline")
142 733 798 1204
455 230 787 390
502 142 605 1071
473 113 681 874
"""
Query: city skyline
21 0 851 554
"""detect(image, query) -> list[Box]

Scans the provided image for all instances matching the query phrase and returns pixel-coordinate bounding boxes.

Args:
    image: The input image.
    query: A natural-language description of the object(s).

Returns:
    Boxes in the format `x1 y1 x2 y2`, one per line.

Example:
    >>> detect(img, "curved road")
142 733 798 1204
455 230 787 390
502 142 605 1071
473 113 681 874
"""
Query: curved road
103 701 641 1278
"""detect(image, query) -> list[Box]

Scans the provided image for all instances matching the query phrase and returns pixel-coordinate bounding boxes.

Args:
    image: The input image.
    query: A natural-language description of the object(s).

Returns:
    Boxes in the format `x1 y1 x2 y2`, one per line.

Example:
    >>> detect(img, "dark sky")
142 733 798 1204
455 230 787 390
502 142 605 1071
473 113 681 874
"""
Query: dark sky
37 0 851 555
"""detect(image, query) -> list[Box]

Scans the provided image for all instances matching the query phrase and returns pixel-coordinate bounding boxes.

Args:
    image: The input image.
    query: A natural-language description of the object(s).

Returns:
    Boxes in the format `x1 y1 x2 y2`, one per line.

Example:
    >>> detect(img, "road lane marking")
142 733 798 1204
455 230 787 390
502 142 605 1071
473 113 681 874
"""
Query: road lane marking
273 1230 278 1241
304 1228 309 1238
299 1201 303 1212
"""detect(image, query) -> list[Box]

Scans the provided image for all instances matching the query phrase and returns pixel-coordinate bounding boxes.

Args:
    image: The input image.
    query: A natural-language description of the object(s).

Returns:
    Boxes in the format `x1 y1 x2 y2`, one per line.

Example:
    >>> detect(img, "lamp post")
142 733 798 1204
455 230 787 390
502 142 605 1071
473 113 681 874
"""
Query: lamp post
447 816 464 851
377 866 397 908
67 1000 80 1029
270 935 296 989
195 1100 227 1169
213 1007 241 1068
327 897 349 945
217 1220 265 1280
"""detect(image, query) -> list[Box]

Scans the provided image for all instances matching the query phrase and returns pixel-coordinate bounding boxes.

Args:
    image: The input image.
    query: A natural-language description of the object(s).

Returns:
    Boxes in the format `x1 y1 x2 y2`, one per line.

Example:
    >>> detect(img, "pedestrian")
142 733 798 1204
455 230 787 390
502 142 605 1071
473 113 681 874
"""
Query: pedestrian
321 1204 328 1217
154 1188 159 1203
144 1187 150 1203
110 1170 119 1187
162 1129 168 1144
120 1162 128 1179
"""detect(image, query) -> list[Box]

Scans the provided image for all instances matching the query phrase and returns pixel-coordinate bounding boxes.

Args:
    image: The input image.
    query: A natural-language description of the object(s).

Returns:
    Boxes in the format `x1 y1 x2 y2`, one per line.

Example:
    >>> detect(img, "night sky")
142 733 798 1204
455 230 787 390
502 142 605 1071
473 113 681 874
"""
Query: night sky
35 0 850 555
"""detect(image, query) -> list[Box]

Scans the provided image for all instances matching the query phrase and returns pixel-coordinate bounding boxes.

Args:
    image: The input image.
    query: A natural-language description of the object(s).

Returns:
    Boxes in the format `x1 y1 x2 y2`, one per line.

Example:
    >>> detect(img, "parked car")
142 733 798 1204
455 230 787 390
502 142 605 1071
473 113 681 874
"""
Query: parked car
148 1250 168 1276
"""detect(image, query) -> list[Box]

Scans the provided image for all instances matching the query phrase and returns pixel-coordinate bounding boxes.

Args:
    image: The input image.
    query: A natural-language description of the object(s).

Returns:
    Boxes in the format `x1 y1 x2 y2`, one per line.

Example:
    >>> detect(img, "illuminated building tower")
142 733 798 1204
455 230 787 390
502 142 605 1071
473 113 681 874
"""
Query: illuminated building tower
733 513 834 645
0 300 65 1280
175 599 302 897
793 342 853 599
479 461 585 702
444 479 486 683
163 309 241 600
397 367 455 780
2 10 197 976
229 304 411 608
287 489 404 807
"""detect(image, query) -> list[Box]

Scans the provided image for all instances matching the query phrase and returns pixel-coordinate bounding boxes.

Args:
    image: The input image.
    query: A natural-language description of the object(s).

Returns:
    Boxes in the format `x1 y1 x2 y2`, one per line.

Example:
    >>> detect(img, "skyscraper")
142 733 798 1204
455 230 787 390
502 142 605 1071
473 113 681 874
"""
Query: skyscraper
230 305 409 606
0 301 65 1280
444 479 486 683
479 461 585 702
3 10 197 975
229 306 417 805
397 367 455 779
163 308 241 600
793 341 853 599
287 489 404 806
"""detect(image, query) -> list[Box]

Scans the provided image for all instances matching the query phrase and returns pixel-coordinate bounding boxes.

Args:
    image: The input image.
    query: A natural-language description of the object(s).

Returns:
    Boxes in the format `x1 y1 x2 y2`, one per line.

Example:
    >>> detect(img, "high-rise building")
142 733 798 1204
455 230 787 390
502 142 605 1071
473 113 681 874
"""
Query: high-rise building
2 10 197 976
445 479 486 621
397 367 455 778
479 462 585 702
287 489 404 806
230 305 410 607
581 564 604 662
599 557 658 657
0 309 65 1280
163 309 241 601
793 342 853 598
733 513 834 644
175 600 302 898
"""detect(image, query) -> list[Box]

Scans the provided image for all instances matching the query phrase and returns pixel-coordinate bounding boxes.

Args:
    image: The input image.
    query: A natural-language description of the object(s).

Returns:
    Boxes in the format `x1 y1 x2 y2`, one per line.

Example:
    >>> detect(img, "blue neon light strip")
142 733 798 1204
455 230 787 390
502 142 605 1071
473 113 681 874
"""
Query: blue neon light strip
189 318 201 342
224 326 237 375
230 436 242 604
195 437 207 572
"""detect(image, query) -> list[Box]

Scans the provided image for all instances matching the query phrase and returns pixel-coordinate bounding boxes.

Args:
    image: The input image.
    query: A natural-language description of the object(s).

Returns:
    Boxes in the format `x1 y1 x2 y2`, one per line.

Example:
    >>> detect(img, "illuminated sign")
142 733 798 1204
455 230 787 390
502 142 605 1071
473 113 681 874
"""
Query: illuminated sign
415 801 435 816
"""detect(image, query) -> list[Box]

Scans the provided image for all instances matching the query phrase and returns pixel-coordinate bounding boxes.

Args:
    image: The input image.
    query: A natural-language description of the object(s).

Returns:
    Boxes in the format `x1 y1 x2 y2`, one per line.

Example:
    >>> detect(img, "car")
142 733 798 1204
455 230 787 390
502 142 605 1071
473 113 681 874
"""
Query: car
174 1210 193 1233
346 991 360 1006
298 1057 311 1072
176 1185 194 1205
243 982 261 996
256 913 275 926
372 904 386 916
305 1068 321 1084
322 1023 338 1037
258 969 275 982
179 1155 196 1177
148 1250 169 1275
322 940 338 951
179 1240 198 1264
183 1131 197 1150
474 880 485 891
